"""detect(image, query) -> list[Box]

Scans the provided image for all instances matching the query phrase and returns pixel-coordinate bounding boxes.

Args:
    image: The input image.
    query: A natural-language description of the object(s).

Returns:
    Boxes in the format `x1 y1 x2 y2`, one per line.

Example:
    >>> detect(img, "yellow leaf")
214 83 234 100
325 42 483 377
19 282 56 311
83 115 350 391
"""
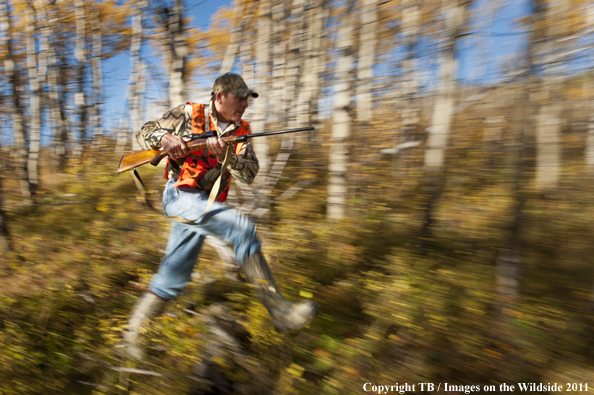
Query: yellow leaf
299 290 313 299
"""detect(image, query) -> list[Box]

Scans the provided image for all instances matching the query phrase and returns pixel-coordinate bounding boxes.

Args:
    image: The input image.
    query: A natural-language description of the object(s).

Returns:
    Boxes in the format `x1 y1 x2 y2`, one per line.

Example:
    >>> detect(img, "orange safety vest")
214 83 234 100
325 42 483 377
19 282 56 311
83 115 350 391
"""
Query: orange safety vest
173 102 250 203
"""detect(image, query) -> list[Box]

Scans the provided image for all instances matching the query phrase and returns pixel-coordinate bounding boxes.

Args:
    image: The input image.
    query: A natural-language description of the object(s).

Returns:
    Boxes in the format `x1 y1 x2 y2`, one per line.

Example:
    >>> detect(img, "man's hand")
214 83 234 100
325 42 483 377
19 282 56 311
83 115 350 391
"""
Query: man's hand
206 137 228 162
161 134 190 160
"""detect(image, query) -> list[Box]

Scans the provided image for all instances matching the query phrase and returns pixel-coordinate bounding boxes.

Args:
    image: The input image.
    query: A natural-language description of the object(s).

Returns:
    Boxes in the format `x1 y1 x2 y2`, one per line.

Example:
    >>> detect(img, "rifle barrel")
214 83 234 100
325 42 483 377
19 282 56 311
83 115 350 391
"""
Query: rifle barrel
247 126 314 139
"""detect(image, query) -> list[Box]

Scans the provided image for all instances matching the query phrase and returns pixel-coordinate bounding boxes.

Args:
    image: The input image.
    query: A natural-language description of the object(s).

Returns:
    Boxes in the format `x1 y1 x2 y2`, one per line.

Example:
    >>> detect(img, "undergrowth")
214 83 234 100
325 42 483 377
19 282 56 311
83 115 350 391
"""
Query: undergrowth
1 123 594 394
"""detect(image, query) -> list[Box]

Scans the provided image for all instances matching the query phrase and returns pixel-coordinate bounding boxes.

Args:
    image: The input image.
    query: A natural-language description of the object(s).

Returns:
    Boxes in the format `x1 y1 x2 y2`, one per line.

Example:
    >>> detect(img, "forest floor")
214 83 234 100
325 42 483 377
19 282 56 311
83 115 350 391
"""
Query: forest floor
2 137 594 394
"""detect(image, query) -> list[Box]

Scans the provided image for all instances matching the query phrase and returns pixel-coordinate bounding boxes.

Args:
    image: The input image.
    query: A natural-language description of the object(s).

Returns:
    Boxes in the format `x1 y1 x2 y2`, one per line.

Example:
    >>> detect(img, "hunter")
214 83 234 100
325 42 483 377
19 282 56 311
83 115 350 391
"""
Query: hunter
123 73 317 360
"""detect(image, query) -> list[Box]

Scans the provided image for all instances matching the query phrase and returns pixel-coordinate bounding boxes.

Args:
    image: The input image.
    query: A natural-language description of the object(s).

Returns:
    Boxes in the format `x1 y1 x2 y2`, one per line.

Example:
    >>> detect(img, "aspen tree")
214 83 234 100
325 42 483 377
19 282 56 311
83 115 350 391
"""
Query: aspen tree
394 0 421 180
420 0 470 240
493 1 541 378
1 0 31 199
587 78 594 174
125 0 147 153
327 0 356 221
424 0 470 173
303 0 327 130
25 1 43 194
238 1 256 83
399 0 420 145
47 2 69 171
0 173 9 251
253 0 272 176
167 0 187 107
296 0 328 145
356 0 377 123
285 0 305 128
219 0 245 74
74 0 87 157
90 0 104 145
270 0 287 122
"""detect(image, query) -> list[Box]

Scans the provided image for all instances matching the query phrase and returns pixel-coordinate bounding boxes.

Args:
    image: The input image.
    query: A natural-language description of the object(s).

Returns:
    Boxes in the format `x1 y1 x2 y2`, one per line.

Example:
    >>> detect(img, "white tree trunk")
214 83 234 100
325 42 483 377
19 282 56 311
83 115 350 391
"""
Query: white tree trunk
424 0 468 173
533 0 569 191
271 0 287 123
219 0 245 74
26 2 43 194
168 0 187 107
327 0 356 221
46 2 69 171
0 0 31 199
239 1 256 84
400 0 420 141
122 0 147 154
253 0 271 177
535 101 561 190
586 80 594 173
90 1 104 146
304 0 327 128
285 0 305 128
74 0 87 157
356 0 377 123
295 0 328 149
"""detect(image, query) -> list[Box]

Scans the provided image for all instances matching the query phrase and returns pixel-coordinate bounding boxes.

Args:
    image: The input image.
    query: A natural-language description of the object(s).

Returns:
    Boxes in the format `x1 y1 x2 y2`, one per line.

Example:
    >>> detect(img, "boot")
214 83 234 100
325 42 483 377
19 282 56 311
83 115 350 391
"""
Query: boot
122 292 167 360
241 252 317 332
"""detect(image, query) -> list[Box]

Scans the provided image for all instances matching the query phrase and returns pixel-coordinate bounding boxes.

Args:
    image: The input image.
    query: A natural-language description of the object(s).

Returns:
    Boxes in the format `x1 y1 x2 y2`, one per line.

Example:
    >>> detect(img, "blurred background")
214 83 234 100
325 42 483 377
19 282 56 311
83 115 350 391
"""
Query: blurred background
2 0 594 393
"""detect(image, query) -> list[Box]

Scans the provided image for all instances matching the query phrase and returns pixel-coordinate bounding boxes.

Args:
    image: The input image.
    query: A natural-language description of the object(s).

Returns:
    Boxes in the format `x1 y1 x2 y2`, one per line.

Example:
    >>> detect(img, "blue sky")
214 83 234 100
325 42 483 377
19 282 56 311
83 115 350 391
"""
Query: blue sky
37 0 594 143
102 0 231 130
103 0 532 128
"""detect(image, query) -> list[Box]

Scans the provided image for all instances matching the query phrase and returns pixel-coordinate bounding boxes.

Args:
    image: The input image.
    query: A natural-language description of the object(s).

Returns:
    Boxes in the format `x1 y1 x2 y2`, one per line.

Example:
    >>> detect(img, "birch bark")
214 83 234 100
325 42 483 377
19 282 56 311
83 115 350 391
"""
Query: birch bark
270 0 287 122
327 0 356 220
424 0 469 173
356 0 377 123
47 2 69 171
123 0 147 153
252 0 271 176
167 0 187 107
219 0 245 74
26 2 44 194
587 79 594 174
285 0 304 128
1 0 31 199
74 0 87 157
533 0 571 191
90 1 104 145
493 1 540 376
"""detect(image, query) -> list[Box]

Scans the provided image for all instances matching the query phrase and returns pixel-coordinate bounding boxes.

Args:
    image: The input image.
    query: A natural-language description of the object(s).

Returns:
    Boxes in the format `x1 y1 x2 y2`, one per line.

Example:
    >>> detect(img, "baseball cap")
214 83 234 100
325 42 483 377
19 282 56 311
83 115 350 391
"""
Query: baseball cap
212 73 259 99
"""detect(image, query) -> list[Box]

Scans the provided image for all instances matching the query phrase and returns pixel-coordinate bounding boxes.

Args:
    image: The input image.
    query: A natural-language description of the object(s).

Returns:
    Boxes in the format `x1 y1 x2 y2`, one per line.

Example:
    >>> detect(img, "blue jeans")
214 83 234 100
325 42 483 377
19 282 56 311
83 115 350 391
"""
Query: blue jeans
149 179 262 300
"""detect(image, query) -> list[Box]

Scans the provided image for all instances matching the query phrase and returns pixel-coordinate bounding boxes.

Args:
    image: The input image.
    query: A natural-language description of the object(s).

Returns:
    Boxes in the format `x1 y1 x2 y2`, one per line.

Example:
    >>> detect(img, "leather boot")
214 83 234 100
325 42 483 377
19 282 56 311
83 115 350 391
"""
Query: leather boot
122 292 167 360
241 252 317 332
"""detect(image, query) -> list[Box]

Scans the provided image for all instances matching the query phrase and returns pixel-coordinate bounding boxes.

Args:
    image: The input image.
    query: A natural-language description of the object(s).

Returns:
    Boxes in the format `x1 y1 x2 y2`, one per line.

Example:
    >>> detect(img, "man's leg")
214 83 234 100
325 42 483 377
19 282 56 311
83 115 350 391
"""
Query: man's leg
124 182 207 359
176 197 317 332
150 221 206 300
241 252 318 332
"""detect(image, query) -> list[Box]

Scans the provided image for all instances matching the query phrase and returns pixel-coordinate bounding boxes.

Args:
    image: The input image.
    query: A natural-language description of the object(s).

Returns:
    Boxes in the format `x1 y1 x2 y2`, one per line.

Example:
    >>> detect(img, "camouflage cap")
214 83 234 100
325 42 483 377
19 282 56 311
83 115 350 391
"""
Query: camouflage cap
212 73 259 99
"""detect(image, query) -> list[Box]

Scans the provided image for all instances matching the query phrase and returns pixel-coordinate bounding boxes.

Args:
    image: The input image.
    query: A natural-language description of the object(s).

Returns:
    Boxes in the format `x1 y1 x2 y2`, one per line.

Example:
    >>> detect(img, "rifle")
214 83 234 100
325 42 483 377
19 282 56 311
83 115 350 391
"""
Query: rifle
117 126 314 174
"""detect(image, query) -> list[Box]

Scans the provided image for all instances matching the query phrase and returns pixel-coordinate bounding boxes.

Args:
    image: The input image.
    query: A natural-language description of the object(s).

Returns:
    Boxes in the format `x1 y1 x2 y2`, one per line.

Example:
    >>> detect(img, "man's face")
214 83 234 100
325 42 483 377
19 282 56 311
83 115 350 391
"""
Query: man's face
215 92 249 123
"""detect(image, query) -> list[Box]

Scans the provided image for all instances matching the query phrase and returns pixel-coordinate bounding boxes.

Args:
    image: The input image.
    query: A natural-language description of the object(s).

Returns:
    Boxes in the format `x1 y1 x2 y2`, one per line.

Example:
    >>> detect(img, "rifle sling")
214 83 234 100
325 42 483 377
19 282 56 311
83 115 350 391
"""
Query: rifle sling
131 106 233 224
130 145 233 224
166 144 233 224
131 168 161 214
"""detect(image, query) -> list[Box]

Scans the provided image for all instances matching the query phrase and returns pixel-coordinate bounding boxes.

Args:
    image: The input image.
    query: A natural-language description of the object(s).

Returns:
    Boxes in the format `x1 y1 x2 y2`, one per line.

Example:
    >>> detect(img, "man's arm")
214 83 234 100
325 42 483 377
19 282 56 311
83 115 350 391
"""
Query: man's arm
205 132 259 185
227 139 259 185
136 104 192 150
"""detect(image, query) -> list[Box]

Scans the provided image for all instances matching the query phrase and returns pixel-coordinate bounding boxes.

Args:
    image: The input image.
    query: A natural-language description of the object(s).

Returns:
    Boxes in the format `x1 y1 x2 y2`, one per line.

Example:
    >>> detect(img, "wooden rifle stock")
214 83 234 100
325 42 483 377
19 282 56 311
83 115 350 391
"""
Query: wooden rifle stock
117 126 314 174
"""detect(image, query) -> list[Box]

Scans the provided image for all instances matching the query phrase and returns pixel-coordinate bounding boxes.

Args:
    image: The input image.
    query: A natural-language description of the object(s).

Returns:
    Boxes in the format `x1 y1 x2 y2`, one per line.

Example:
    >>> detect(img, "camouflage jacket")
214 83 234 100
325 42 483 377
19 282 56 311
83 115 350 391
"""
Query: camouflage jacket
136 101 259 185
